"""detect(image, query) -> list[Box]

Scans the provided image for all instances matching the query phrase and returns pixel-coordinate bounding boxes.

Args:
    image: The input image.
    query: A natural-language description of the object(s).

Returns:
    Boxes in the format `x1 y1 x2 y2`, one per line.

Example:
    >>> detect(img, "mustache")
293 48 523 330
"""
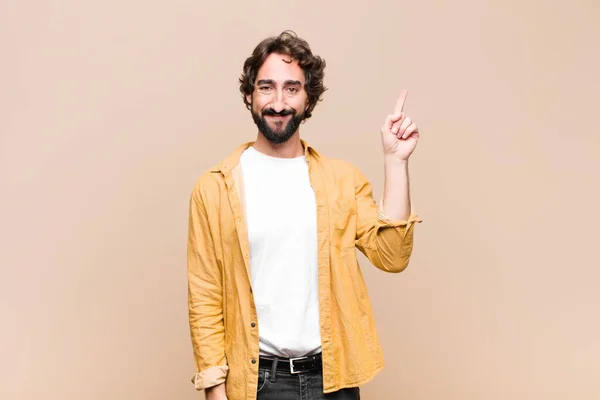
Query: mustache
262 107 296 117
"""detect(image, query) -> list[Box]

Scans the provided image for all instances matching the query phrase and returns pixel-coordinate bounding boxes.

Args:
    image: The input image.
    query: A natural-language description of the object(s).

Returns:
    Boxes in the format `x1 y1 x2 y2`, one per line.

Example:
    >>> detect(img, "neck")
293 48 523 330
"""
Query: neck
252 131 304 158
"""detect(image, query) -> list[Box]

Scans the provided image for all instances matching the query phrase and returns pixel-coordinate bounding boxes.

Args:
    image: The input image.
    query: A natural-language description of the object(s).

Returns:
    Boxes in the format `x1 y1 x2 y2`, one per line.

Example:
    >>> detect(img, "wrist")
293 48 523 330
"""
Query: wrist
205 382 226 397
384 155 409 167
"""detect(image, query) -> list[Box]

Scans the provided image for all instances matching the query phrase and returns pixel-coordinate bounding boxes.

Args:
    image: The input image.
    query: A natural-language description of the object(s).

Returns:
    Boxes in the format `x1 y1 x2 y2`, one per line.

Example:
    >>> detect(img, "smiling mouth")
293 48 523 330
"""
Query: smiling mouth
266 114 290 119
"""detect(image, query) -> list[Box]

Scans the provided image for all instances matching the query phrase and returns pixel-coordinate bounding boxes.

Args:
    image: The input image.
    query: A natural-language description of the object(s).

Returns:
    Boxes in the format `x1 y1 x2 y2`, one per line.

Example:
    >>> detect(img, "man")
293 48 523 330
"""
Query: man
187 30 422 400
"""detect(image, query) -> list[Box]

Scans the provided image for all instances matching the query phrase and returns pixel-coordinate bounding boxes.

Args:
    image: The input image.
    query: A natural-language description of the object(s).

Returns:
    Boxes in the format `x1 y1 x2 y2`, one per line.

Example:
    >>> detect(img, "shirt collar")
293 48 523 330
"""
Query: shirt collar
210 139 317 175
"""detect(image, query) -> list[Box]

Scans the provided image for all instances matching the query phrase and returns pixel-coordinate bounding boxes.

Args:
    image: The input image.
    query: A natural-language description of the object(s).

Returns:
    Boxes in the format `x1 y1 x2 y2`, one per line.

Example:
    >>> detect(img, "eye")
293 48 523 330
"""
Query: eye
287 87 299 93
259 86 272 91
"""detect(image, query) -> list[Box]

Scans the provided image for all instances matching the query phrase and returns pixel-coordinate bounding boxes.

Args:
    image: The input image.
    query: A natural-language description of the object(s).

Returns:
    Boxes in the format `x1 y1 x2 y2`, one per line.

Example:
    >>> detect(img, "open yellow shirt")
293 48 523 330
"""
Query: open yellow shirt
187 140 422 399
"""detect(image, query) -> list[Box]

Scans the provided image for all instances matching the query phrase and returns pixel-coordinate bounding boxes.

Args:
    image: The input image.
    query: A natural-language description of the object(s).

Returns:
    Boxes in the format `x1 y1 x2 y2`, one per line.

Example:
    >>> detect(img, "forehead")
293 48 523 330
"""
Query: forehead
256 53 305 83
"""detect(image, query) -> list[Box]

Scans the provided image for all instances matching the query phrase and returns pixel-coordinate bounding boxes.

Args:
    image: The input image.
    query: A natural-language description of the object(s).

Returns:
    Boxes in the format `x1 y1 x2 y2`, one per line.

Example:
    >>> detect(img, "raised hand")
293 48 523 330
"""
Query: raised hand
380 89 420 161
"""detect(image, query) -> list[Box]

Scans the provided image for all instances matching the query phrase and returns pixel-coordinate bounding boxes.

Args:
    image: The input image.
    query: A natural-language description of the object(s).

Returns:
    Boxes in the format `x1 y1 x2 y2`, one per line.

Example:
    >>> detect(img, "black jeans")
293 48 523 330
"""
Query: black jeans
256 366 360 399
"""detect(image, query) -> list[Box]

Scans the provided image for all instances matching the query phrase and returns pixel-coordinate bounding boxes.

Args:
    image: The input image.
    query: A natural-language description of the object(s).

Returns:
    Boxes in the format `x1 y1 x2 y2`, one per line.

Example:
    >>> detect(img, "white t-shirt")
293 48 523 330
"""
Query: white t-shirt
239 146 321 358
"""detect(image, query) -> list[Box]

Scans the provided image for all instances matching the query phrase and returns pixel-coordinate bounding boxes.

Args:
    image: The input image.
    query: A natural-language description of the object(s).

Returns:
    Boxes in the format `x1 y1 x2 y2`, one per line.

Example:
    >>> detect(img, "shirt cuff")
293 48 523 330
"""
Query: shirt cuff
377 210 423 225
190 365 229 390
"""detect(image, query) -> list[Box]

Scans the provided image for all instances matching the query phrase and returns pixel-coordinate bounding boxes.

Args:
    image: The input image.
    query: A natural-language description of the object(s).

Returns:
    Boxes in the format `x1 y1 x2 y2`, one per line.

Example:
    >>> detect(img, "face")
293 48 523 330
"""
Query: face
246 53 308 144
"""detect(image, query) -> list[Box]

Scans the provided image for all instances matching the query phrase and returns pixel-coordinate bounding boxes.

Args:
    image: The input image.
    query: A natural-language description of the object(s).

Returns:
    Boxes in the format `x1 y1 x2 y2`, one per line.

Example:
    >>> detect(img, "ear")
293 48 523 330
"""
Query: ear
246 93 252 106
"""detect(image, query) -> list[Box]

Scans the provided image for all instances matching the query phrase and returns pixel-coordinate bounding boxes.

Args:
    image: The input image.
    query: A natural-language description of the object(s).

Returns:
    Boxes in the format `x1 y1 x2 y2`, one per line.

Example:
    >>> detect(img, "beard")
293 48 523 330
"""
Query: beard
251 106 305 144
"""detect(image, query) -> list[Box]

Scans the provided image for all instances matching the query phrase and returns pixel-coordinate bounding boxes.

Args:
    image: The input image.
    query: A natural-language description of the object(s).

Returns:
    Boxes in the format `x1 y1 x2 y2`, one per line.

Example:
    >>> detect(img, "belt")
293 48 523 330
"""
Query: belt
258 353 322 374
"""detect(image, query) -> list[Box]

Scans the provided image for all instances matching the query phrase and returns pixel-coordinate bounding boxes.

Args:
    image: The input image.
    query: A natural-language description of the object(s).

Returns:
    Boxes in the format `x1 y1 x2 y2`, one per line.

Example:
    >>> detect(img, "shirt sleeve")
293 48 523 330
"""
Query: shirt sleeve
353 165 422 273
187 184 229 390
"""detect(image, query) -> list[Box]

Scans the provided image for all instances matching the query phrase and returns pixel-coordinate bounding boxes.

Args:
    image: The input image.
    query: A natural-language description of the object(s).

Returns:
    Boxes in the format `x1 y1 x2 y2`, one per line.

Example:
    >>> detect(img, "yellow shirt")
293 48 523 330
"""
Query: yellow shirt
187 140 422 400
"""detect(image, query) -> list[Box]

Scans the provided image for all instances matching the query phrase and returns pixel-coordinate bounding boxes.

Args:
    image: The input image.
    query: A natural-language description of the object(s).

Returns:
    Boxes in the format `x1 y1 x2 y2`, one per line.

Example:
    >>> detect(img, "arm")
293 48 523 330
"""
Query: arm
354 164 421 273
381 157 411 221
205 383 227 400
187 184 229 395
355 89 422 272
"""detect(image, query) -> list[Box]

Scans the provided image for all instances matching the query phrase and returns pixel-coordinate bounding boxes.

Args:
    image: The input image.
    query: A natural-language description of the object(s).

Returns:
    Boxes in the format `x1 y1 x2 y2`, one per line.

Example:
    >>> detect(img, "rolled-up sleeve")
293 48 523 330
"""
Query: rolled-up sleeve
187 185 228 390
353 166 422 273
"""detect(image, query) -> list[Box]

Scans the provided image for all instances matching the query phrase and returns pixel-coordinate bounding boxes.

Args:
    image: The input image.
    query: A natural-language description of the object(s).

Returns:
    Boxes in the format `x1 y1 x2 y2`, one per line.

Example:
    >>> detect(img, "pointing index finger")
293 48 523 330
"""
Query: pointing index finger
394 89 408 114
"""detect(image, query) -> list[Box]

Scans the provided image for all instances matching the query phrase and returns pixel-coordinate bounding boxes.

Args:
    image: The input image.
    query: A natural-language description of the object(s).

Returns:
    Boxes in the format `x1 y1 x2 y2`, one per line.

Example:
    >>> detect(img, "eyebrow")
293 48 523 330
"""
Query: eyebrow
256 79 302 86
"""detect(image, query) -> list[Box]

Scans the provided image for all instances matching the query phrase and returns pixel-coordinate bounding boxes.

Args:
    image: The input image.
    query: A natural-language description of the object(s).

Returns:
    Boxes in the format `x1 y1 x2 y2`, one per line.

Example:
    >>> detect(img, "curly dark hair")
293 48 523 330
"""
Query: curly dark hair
239 30 327 120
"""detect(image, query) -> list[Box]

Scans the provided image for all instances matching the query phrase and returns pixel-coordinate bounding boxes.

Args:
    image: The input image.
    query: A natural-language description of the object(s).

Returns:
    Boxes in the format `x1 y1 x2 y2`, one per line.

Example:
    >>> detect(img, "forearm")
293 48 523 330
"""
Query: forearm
188 285 228 389
381 156 411 221
188 188 228 391
205 382 227 399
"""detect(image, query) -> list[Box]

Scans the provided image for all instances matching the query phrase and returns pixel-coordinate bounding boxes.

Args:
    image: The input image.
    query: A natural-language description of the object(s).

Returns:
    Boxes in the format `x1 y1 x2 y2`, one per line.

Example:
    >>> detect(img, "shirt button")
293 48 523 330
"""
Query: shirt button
251 322 256 328
251 358 256 364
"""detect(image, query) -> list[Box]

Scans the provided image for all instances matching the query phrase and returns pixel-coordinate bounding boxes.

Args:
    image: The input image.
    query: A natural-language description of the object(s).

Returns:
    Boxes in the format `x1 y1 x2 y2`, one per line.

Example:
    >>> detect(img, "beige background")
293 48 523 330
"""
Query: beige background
1 0 599 399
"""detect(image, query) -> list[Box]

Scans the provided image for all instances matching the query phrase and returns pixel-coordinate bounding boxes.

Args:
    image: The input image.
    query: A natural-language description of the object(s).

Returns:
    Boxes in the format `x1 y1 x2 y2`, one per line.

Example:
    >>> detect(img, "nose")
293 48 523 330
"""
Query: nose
270 89 285 112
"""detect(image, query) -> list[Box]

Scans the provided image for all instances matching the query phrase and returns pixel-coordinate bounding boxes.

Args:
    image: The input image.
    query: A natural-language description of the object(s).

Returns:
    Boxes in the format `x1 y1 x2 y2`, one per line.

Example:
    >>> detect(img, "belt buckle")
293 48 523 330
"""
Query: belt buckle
289 356 309 374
